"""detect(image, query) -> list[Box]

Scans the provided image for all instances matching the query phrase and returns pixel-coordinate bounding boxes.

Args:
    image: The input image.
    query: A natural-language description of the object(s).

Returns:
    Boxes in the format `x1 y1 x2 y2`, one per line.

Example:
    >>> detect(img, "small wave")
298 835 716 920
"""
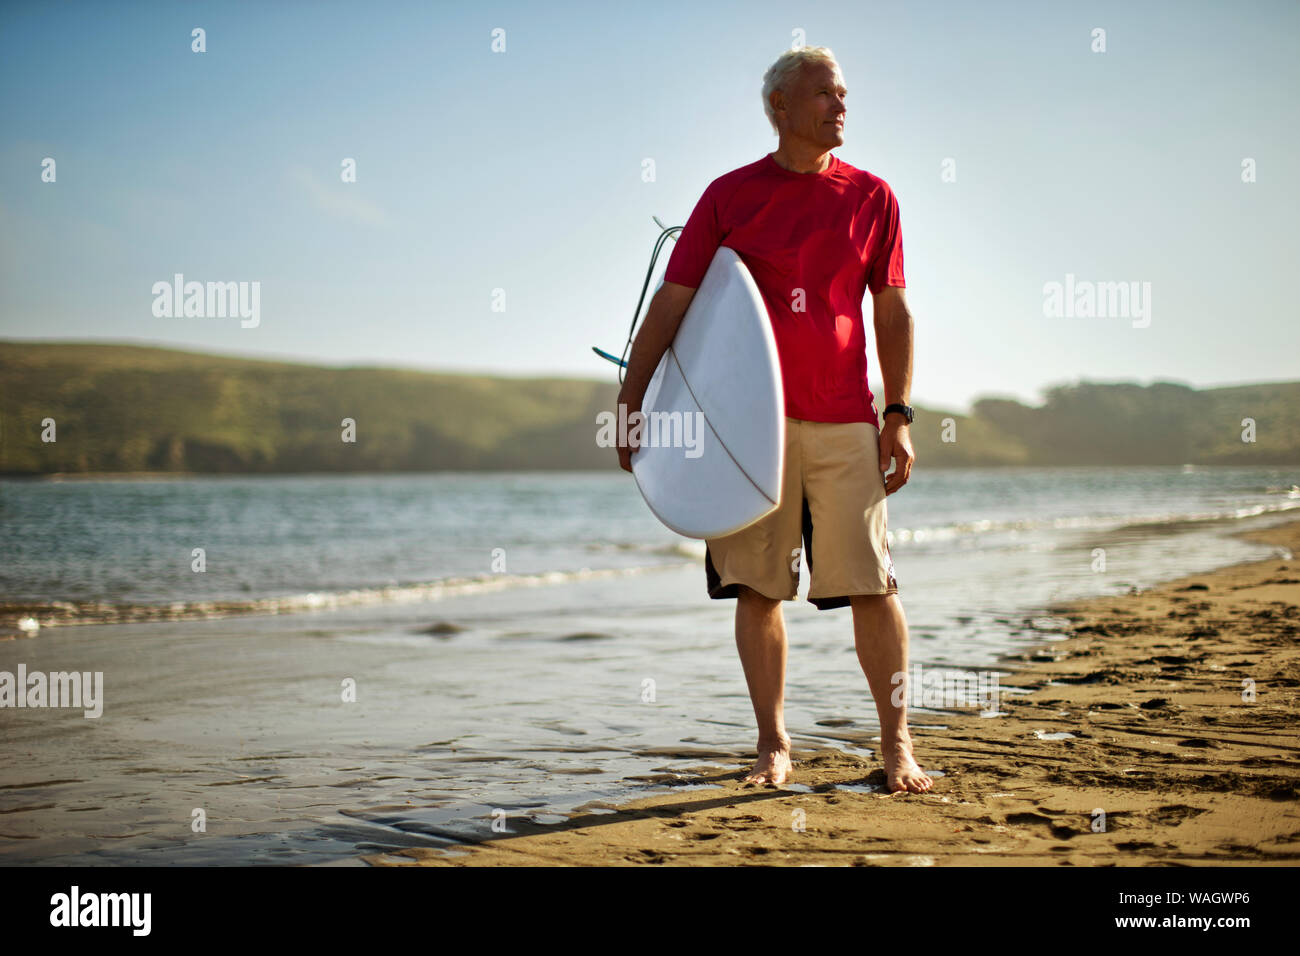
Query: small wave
888 498 1300 546
661 540 707 559
586 540 707 559
0 563 695 633
1263 484 1300 498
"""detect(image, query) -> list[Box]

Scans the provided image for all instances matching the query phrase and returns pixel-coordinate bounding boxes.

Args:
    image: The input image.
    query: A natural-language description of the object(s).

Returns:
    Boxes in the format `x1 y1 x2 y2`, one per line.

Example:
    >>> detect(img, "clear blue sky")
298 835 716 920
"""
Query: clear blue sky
2 0 1296 413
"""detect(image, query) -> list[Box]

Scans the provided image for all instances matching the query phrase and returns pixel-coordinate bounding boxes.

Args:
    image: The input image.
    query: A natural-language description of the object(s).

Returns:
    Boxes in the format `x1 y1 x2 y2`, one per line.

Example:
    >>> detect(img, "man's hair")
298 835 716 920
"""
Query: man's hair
761 46 841 135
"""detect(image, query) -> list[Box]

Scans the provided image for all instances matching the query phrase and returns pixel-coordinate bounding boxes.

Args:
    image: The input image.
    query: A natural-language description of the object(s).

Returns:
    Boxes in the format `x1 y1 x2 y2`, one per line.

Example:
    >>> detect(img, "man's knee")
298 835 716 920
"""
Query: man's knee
737 583 782 608
849 591 901 611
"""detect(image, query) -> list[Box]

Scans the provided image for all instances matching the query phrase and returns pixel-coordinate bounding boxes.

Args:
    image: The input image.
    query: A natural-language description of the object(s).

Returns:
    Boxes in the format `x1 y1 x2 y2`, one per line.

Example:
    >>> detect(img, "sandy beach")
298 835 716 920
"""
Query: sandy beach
364 518 1300 867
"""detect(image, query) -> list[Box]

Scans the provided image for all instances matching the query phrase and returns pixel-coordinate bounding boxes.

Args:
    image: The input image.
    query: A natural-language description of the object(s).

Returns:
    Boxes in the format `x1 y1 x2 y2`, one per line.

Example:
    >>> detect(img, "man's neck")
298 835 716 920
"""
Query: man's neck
769 144 833 174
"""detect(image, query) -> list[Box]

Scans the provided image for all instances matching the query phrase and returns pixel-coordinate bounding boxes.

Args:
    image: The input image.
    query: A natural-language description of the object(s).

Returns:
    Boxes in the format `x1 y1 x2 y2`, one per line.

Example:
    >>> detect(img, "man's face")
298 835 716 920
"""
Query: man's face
774 61 846 148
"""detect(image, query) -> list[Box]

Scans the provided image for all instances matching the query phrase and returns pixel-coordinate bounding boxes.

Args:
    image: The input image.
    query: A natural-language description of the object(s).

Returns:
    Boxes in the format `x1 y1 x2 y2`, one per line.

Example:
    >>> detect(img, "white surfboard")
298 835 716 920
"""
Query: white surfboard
631 247 785 539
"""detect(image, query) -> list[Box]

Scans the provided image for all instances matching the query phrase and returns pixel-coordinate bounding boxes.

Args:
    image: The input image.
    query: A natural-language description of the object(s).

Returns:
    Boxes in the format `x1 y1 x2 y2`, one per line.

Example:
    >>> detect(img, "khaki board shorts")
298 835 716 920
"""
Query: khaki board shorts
704 416 898 610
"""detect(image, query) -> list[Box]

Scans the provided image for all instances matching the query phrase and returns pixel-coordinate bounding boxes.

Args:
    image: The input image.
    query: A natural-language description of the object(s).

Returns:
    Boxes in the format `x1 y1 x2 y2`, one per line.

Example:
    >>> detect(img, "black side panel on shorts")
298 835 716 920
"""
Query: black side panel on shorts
704 543 741 601
801 495 851 610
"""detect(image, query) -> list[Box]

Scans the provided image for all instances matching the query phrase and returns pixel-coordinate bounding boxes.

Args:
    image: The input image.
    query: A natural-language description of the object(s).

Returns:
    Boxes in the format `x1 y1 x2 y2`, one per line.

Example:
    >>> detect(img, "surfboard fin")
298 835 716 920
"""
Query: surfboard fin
592 346 628 368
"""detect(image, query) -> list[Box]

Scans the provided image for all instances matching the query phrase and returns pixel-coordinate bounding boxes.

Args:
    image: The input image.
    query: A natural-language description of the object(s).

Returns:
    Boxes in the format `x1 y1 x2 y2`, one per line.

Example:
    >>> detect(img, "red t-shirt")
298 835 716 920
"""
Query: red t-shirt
663 151 906 426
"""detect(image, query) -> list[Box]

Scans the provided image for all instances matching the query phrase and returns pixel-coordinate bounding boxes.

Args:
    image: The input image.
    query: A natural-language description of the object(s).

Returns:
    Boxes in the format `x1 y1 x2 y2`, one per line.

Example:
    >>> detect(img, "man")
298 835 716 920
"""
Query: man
617 47 931 794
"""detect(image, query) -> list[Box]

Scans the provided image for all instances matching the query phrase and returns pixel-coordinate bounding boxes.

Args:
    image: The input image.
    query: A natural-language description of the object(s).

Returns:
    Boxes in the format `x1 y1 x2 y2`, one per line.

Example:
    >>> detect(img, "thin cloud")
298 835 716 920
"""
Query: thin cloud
288 164 389 226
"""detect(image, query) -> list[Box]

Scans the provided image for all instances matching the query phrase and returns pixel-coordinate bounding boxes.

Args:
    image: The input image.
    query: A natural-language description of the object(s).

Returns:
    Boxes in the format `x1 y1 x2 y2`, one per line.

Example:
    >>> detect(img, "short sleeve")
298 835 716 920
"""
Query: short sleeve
866 186 906 295
663 184 723 289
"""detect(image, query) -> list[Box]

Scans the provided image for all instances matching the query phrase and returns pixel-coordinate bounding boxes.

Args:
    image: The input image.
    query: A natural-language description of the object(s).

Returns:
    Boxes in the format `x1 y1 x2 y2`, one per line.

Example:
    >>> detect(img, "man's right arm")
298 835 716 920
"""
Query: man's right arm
615 280 698 473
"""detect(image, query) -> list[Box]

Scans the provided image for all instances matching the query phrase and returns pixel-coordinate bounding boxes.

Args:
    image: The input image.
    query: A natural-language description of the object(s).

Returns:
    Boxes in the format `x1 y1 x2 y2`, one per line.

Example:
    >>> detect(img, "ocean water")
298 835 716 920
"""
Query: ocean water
3 467 1297 619
0 466 1297 865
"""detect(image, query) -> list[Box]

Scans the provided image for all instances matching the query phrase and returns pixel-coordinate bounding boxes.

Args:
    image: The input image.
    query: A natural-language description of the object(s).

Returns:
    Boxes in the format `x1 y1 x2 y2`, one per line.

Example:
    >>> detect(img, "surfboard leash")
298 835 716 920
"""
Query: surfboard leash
617 222 682 386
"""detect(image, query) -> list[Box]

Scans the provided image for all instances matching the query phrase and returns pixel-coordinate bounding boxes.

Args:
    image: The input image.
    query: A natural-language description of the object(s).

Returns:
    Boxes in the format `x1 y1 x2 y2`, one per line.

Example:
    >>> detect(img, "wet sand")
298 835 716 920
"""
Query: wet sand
364 519 1300 867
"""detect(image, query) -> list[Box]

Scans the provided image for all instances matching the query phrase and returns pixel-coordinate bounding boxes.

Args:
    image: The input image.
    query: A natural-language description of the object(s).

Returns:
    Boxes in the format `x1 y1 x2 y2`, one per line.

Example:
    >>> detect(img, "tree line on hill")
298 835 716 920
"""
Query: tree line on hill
2 342 1296 474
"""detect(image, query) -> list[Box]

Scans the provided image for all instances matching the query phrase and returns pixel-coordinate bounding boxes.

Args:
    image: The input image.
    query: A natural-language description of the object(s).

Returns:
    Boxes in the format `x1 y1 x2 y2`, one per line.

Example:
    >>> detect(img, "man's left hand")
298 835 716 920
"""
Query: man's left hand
878 418 914 495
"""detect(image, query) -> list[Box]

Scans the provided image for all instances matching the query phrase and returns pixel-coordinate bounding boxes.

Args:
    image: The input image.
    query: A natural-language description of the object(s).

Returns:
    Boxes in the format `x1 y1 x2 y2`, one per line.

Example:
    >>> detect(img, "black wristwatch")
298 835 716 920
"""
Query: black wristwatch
882 403 914 425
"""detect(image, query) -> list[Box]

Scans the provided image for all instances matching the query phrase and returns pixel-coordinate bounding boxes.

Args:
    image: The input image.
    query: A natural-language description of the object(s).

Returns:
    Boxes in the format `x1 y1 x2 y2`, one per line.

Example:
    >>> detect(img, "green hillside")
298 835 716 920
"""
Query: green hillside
922 380 1300 467
1 342 1297 474
0 342 620 473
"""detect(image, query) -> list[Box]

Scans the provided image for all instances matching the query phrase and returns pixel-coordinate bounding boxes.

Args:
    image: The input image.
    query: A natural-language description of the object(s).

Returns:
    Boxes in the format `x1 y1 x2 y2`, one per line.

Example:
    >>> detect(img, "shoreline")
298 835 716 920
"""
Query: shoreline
363 518 1300 867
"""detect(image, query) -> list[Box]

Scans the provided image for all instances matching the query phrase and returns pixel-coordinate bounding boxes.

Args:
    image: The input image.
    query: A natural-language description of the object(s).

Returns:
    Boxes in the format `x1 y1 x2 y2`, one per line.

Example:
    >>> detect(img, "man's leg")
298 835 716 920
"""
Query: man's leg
849 591 932 794
735 584 793 785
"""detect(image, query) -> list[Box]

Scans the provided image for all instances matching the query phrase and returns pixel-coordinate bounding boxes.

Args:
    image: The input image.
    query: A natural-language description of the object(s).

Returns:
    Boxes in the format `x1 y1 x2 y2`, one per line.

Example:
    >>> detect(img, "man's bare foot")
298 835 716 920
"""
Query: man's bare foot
882 732 932 794
743 733 792 785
